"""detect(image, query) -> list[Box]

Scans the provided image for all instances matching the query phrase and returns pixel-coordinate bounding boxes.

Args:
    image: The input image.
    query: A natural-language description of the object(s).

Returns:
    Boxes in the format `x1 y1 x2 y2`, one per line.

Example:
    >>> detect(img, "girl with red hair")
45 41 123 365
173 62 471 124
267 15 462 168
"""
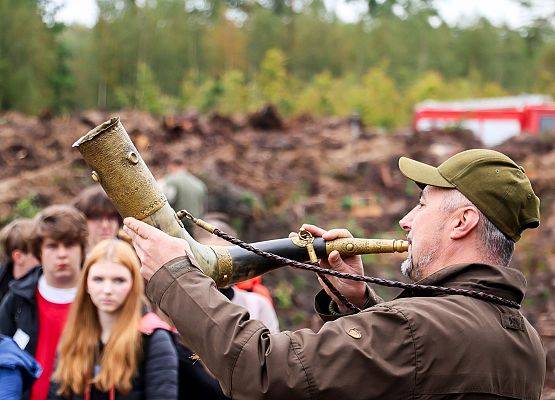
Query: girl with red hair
48 239 178 399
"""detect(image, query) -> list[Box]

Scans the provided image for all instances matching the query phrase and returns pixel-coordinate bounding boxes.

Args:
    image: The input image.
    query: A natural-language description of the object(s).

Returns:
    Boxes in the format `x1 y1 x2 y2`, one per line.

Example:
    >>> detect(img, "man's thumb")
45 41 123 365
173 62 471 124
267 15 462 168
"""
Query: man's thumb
328 250 344 268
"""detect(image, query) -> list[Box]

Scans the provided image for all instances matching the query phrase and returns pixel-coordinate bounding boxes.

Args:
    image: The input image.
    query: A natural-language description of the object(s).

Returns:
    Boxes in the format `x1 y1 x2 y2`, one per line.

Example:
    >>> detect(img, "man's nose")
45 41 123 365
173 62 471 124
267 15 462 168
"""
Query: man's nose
399 207 415 232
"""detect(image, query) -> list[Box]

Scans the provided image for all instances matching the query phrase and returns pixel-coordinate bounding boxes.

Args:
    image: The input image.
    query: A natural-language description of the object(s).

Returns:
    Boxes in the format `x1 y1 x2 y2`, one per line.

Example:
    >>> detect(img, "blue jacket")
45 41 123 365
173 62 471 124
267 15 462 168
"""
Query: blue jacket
0 335 42 400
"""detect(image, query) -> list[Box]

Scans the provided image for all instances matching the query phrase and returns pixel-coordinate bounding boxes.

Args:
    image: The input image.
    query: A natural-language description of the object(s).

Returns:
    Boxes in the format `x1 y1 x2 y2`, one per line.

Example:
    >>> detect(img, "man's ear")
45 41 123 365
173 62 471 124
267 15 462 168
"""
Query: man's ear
450 207 480 240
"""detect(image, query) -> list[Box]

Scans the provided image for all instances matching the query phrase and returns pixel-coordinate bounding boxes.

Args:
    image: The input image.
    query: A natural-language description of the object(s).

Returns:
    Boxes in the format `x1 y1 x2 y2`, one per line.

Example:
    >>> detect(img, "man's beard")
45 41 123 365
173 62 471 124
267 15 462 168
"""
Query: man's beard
400 252 413 278
400 236 440 281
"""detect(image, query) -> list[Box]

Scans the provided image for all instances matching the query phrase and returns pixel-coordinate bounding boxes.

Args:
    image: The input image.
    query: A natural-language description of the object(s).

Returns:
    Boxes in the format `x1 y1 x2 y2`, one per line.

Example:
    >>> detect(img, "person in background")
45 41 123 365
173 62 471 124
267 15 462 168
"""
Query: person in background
159 157 206 235
72 185 121 253
0 205 88 400
0 335 42 400
49 239 178 400
0 219 40 301
196 217 279 333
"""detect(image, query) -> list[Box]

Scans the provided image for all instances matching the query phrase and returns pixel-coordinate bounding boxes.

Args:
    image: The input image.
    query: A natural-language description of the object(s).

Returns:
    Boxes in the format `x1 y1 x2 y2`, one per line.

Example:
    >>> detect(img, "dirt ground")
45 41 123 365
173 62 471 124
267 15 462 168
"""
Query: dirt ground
1 109 554 394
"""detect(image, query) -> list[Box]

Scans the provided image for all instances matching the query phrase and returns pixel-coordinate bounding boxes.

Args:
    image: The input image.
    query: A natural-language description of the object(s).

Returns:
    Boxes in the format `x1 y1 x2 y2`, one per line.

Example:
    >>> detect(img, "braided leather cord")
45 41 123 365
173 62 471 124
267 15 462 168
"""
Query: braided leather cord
211 228 520 310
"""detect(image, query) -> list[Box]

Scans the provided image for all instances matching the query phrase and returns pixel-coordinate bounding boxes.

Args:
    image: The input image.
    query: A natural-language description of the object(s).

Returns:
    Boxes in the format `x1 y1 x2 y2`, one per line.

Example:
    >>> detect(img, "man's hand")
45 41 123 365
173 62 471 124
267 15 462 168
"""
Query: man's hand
123 217 194 281
299 224 368 313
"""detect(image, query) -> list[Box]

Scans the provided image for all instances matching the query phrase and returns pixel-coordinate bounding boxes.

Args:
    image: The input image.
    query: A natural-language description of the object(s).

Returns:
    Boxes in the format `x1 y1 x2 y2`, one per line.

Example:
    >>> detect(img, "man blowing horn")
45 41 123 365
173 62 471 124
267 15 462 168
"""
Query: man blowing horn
123 149 546 400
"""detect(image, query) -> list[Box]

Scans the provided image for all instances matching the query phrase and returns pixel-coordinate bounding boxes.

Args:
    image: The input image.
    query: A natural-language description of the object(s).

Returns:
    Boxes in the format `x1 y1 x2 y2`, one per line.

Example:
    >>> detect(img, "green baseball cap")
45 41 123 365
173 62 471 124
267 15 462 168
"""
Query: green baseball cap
398 149 540 242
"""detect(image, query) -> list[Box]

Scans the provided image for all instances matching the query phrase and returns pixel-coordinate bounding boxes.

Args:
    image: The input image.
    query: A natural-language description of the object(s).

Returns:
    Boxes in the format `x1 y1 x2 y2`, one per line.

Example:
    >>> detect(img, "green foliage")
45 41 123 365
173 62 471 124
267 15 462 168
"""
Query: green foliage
0 0 57 113
255 48 292 113
0 1 554 126
274 280 294 309
357 67 403 128
295 71 336 116
136 63 178 115
291 275 307 292
217 70 250 114
1 194 42 225
180 70 201 109
14 195 41 219
239 191 257 210
341 195 353 211
537 43 555 99
135 62 165 114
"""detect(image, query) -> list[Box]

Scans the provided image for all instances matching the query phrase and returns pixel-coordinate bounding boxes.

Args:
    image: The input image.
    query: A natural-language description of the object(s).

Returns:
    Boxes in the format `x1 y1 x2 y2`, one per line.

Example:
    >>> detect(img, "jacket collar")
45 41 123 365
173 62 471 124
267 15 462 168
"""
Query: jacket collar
396 263 526 305
8 266 42 301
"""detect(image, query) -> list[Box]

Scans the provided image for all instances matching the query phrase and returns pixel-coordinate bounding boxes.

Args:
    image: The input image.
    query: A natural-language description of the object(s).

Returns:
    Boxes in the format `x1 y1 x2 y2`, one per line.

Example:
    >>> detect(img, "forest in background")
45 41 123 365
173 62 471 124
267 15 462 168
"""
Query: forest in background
0 0 554 127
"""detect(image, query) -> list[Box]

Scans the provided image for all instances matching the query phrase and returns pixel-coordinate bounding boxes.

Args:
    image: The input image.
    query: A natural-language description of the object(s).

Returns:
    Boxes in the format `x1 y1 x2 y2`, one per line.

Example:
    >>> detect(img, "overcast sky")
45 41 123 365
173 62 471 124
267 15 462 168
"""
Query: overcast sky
53 0 554 29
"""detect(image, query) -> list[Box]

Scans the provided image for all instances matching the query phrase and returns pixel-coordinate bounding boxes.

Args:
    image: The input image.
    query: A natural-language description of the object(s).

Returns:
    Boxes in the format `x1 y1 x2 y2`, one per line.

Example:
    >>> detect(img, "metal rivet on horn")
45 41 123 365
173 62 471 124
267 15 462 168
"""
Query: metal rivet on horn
347 327 362 339
126 151 139 164
91 171 100 182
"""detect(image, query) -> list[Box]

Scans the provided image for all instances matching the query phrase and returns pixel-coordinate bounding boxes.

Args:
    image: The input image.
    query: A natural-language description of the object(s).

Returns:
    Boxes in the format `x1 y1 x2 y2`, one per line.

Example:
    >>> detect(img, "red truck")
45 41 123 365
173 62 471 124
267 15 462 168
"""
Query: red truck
414 95 555 146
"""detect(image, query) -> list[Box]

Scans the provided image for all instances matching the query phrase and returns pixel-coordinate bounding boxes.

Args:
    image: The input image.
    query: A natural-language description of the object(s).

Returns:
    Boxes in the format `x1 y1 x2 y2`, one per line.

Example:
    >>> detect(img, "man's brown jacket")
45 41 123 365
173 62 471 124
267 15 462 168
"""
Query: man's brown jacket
147 260 545 399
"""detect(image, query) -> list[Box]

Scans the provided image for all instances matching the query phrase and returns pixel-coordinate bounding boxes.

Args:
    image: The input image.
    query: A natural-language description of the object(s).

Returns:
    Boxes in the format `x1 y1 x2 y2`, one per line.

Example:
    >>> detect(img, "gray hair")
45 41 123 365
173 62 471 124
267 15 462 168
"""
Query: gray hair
440 189 515 266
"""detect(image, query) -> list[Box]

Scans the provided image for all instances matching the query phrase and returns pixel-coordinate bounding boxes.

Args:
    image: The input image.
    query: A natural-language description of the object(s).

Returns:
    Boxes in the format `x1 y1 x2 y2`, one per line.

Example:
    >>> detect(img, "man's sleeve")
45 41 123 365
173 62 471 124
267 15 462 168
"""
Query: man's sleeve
314 286 384 322
147 257 416 400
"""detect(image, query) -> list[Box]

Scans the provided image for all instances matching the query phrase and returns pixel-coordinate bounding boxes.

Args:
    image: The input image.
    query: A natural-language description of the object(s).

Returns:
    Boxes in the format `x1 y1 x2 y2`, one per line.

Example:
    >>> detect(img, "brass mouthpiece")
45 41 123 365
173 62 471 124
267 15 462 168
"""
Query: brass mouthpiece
326 238 409 256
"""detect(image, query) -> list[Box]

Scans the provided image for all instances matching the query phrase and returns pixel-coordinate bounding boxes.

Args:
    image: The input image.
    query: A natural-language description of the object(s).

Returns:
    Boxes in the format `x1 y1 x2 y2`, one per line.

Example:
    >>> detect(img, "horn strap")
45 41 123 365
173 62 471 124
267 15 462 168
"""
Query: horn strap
184 211 520 310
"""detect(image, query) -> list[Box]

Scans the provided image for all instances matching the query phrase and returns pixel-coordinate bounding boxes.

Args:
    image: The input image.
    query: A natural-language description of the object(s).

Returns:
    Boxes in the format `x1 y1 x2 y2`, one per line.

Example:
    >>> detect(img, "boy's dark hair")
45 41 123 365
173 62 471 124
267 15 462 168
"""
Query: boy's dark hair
0 218 35 265
72 185 121 224
31 205 89 261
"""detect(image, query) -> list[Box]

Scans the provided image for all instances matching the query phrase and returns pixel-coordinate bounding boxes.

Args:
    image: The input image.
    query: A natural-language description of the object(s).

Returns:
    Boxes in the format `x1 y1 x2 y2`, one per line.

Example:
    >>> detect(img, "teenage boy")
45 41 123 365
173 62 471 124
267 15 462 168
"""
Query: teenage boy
0 205 88 400
0 219 39 302
72 185 121 253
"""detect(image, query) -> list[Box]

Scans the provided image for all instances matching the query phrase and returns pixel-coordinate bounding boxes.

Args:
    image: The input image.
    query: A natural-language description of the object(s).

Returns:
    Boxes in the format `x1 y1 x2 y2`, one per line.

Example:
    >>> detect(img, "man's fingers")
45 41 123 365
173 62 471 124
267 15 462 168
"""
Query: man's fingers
123 217 158 240
328 250 348 271
122 225 146 251
300 224 355 240
322 228 354 241
301 224 327 238
122 225 137 241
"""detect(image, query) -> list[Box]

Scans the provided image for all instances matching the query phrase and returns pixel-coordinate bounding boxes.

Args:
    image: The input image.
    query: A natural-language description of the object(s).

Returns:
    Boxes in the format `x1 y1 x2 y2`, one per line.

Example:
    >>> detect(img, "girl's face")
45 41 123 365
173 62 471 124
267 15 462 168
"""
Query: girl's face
87 261 133 314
